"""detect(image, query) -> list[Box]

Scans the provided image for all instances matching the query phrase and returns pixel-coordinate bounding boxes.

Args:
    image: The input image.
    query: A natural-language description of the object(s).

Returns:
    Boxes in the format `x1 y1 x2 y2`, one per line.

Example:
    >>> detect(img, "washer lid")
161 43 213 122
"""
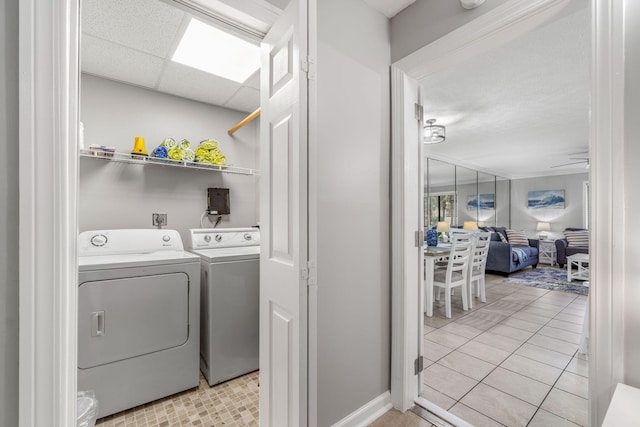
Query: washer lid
79 250 200 271
190 246 260 262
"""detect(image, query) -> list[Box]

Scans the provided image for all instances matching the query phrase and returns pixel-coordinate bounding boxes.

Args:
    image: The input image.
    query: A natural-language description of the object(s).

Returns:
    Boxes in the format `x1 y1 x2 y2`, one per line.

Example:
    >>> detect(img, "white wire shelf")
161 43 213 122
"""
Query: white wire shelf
79 149 259 176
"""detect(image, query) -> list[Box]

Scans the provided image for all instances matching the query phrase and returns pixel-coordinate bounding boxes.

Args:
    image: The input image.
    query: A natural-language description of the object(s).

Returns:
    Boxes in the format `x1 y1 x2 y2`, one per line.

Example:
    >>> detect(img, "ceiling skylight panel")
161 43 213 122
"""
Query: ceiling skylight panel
172 18 260 83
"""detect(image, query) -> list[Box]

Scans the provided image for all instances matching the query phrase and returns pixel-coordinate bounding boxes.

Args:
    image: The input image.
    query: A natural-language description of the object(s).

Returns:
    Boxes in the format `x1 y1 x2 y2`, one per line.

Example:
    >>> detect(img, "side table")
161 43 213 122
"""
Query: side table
538 239 557 266
567 253 590 281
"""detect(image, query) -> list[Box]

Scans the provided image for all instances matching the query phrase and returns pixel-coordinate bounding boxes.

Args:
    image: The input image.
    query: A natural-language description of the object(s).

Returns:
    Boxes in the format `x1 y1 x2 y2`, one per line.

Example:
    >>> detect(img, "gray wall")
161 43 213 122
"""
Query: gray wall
511 173 588 238
0 0 19 425
624 0 640 387
80 74 259 242
390 0 509 62
316 0 390 425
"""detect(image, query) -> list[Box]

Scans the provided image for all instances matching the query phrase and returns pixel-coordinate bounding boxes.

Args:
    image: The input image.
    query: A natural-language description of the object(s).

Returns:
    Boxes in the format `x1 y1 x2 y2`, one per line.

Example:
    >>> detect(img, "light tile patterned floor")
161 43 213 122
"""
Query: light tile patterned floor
418 270 589 426
95 371 259 427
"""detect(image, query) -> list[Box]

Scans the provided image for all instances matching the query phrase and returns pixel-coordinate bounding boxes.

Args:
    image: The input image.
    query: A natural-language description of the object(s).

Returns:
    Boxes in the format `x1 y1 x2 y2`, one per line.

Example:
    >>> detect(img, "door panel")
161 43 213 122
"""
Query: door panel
78 273 189 369
259 0 309 426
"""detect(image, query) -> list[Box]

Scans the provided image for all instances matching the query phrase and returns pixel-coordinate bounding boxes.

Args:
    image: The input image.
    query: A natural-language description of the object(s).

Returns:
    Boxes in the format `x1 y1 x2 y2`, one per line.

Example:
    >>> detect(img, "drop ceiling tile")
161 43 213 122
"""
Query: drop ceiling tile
223 87 260 113
82 0 185 58
243 69 260 90
157 62 241 106
81 35 164 88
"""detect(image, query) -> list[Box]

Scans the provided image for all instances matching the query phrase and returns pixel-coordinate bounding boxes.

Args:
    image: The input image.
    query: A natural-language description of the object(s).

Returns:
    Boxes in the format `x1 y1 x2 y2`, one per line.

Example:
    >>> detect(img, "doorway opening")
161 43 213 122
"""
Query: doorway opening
416 4 591 425
391 0 594 426
78 0 272 424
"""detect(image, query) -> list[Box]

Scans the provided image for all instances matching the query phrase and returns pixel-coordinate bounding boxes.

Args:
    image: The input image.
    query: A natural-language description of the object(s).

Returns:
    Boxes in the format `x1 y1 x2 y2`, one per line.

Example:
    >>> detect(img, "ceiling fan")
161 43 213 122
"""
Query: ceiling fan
551 152 589 169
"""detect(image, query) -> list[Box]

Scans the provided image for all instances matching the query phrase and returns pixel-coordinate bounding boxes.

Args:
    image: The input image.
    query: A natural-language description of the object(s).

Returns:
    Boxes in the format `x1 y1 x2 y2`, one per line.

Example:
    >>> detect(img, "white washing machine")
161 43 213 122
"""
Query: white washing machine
188 227 260 386
78 229 200 418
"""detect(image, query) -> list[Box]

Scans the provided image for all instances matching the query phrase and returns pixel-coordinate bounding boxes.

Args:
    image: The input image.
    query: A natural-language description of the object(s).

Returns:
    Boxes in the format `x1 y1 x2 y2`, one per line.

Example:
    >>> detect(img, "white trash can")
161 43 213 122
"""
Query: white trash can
77 391 98 427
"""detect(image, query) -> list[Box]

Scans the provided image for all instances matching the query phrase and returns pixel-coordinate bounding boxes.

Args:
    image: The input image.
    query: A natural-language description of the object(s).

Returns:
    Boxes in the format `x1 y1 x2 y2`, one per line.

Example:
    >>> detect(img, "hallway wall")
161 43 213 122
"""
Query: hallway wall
390 0 509 61
316 0 391 425
0 0 19 425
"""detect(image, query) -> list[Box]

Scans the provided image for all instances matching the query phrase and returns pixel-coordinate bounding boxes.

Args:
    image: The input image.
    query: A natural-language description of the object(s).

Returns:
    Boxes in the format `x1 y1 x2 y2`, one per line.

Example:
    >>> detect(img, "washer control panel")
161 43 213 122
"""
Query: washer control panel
189 228 260 249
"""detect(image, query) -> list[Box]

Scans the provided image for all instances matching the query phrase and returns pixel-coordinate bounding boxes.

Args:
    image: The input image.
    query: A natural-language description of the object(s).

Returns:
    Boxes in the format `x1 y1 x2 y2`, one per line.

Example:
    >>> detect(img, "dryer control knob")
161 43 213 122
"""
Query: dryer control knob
90 234 107 247
244 233 253 241
215 234 223 242
162 235 171 242
204 235 211 243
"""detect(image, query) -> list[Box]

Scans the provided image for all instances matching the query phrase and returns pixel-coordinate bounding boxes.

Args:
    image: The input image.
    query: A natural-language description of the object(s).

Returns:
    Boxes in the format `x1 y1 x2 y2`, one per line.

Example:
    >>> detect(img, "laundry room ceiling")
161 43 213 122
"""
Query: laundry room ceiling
81 0 283 113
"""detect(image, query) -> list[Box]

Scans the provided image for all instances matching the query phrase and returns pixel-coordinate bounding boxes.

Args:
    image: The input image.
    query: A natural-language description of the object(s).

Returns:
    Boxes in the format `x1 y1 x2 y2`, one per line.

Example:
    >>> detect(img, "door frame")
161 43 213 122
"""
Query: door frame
390 0 625 425
18 1 316 426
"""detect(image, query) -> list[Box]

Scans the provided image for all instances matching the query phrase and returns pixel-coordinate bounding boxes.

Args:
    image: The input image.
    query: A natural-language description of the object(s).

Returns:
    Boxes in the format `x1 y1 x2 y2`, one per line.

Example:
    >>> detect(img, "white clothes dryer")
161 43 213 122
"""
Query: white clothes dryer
78 229 200 418
188 228 260 386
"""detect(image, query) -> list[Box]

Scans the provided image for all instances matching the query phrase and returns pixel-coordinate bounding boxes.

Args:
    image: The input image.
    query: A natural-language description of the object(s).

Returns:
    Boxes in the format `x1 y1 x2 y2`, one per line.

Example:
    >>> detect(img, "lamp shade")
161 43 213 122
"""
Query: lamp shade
463 221 478 230
436 221 451 232
536 222 551 232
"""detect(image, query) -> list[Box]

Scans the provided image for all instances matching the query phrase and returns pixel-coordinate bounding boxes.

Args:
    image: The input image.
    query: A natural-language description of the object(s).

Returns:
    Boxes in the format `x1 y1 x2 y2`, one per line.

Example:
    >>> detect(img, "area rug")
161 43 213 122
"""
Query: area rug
503 266 589 295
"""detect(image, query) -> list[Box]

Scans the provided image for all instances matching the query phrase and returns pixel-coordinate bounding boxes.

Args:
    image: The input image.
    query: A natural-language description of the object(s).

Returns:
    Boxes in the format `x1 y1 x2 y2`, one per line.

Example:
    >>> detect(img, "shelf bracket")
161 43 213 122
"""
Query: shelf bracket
228 108 261 136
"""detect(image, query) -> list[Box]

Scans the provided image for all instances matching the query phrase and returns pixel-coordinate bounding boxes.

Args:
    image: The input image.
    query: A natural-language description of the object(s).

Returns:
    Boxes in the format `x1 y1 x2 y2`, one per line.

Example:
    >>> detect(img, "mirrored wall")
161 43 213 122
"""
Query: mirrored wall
425 158 511 228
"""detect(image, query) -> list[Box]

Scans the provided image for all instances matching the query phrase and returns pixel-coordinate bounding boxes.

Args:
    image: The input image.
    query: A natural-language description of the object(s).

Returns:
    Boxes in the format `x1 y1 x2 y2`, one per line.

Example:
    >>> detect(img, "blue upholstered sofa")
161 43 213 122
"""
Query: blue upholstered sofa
483 227 539 276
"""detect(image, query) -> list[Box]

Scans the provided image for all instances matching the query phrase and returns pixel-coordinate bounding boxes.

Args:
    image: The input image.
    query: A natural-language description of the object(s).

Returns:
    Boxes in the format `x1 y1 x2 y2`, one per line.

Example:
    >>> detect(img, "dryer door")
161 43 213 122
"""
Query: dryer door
78 272 189 369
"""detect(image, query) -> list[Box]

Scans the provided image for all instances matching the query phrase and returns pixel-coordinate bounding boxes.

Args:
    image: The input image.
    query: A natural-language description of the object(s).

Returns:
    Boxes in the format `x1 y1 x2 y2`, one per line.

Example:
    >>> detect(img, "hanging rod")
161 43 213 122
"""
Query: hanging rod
228 108 261 135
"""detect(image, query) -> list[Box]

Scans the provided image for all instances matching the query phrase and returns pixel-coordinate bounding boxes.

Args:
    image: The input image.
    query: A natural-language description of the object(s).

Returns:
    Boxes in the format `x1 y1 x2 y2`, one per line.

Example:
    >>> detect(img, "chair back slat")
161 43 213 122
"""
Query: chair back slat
470 231 491 278
447 233 473 282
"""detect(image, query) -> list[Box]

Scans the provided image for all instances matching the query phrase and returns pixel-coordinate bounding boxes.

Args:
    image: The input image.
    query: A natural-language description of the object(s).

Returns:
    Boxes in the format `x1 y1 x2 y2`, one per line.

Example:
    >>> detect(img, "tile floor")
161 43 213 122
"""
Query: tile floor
95 371 259 427
416 270 589 427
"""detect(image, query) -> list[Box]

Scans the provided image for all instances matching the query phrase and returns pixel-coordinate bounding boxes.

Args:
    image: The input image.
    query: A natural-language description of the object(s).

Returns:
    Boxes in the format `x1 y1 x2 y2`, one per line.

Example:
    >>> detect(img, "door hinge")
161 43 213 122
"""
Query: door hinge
414 356 426 375
415 229 425 247
307 260 317 286
302 55 316 80
415 103 423 121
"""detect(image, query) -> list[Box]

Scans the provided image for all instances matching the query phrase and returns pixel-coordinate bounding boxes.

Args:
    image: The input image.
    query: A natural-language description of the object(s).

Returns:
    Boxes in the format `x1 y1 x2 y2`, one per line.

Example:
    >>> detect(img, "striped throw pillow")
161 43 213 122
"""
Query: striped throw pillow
498 232 508 243
565 230 589 247
506 229 530 246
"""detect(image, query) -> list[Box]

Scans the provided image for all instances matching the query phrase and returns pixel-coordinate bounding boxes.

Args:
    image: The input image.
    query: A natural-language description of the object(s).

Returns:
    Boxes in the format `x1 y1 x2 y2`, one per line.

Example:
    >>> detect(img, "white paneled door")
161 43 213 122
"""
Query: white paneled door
259 0 310 426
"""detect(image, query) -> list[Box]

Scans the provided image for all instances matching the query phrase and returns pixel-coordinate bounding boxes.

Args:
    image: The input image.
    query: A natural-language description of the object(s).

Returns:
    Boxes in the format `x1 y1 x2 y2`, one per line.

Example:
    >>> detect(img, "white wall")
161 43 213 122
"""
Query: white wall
623 0 640 387
0 0 19 425
390 0 509 62
316 0 391 425
510 173 588 238
80 74 259 242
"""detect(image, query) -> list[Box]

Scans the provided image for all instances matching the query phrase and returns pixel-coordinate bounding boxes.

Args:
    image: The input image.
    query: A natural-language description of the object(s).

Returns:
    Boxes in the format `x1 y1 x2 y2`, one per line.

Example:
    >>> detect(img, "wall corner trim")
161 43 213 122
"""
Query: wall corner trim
331 391 393 427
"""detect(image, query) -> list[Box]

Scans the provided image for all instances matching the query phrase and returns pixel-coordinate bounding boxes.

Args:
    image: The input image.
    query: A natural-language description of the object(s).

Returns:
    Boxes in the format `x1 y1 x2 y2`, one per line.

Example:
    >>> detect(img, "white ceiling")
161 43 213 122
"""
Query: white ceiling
420 6 590 179
80 0 413 115
81 0 267 113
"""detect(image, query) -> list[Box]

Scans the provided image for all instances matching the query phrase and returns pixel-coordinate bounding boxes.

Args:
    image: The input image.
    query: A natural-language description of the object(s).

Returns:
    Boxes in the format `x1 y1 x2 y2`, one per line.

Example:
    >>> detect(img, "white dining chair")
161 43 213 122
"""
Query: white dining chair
433 233 473 318
467 231 491 309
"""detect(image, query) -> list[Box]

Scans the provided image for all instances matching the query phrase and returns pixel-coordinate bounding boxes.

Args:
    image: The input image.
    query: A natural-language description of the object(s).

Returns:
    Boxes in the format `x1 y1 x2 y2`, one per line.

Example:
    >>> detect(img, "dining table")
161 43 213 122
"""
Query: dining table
424 245 451 317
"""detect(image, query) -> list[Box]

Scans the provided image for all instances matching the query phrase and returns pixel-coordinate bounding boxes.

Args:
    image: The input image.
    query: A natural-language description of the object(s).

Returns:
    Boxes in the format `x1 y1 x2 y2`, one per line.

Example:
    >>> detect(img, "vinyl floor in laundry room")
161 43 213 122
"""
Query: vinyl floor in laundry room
95 371 259 427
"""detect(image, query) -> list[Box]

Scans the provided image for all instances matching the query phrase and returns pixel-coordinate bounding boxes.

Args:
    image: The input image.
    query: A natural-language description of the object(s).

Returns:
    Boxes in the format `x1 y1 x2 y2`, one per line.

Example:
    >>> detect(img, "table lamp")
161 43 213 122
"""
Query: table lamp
463 221 478 230
436 221 451 242
537 221 551 240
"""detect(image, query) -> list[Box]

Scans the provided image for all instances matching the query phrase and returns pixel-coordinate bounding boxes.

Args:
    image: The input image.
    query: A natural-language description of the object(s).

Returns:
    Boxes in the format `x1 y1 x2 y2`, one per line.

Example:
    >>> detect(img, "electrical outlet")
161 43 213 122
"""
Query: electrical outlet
152 213 167 228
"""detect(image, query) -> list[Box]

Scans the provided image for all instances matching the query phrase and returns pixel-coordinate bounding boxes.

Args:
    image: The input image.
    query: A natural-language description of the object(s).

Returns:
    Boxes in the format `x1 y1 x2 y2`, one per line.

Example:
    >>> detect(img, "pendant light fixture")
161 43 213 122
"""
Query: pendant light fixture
424 119 446 144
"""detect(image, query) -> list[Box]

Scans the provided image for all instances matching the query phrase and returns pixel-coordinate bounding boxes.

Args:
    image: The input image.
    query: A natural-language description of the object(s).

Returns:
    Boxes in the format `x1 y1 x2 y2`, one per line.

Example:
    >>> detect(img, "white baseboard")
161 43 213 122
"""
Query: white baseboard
331 391 393 427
